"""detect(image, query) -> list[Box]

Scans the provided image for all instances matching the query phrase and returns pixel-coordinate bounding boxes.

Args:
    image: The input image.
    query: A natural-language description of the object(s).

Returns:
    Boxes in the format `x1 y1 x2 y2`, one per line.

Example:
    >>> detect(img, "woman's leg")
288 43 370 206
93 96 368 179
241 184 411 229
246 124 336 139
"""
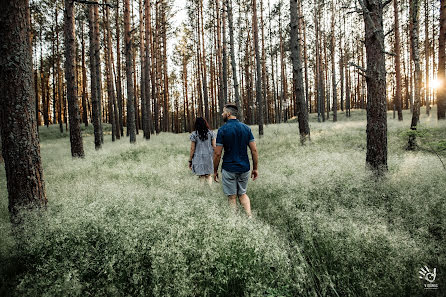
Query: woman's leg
205 174 212 185
199 174 212 185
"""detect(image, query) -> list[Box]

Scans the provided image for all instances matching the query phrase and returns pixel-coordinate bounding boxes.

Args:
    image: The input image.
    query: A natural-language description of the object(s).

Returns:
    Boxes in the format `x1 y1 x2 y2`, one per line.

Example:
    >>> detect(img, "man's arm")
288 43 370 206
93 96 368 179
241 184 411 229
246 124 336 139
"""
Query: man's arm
213 145 223 181
248 141 258 180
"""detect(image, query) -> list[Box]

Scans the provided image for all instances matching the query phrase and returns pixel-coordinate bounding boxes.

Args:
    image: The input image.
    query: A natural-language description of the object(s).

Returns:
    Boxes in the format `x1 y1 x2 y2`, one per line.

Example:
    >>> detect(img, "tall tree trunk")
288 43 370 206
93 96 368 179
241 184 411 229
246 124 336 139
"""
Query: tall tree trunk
216 0 225 125
88 6 102 149
64 0 84 157
81 20 89 127
408 0 422 150
268 1 278 122
162 3 169 132
358 0 388 172
149 1 156 134
346 57 351 117
425 0 430 115
331 0 337 122
279 4 286 123
139 0 146 137
0 0 47 221
303 13 310 113
339 39 344 112
144 0 152 139
104 0 117 141
52 23 57 124
35 69 41 128
199 0 210 122
94 5 103 143
253 0 264 135
116 0 124 135
438 0 446 119
56 3 63 133
260 0 268 123
393 0 403 120
222 3 228 105
124 0 136 142
226 0 241 117
290 0 310 141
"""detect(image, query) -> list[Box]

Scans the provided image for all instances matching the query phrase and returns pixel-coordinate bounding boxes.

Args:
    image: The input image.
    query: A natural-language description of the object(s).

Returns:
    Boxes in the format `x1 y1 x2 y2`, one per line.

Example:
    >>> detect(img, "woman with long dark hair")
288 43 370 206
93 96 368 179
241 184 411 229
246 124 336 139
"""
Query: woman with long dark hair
189 117 216 184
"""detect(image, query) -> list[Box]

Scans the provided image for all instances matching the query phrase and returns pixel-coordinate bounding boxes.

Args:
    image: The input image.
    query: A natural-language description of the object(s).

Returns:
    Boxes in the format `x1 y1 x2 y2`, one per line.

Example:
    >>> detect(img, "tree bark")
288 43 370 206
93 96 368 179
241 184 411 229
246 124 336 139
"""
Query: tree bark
144 0 152 139
88 5 102 149
253 0 264 135
358 0 388 172
116 0 124 135
124 0 136 142
0 0 47 220
93 5 104 143
104 0 117 141
64 0 85 157
199 0 210 122
81 20 89 126
408 0 422 150
424 0 430 115
393 0 403 120
331 0 337 122
139 0 146 137
438 0 446 119
290 0 310 141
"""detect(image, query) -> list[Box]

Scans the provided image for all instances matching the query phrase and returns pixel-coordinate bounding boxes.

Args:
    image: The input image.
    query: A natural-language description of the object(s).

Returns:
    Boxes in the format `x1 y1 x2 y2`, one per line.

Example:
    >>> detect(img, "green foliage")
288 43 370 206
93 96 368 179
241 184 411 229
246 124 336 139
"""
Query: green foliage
1 107 445 296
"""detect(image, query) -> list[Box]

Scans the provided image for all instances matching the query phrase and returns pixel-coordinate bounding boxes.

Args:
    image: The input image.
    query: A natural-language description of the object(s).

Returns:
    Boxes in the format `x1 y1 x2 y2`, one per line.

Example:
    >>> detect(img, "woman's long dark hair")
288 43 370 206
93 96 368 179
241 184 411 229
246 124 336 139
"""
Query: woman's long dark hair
194 117 210 141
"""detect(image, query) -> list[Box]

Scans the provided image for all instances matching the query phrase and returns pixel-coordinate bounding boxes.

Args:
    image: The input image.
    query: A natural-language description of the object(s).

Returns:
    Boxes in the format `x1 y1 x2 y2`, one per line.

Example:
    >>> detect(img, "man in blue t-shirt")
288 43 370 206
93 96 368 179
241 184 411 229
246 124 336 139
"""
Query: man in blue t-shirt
213 103 258 218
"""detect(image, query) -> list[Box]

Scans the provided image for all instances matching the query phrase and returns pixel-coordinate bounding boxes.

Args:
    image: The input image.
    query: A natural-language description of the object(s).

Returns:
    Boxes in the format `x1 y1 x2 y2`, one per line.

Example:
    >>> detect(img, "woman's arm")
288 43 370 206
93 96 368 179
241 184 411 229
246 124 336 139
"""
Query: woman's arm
212 138 216 149
189 141 196 169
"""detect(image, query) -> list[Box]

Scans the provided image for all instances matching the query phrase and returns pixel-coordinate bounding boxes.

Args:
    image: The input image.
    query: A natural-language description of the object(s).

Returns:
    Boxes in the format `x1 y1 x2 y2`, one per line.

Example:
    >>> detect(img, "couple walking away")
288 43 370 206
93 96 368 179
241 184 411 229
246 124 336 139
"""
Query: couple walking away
189 103 258 218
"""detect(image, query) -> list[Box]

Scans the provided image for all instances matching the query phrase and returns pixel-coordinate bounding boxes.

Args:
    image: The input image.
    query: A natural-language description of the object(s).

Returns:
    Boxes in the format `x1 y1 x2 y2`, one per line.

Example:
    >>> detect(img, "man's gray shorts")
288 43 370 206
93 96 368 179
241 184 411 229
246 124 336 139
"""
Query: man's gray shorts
221 169 250 196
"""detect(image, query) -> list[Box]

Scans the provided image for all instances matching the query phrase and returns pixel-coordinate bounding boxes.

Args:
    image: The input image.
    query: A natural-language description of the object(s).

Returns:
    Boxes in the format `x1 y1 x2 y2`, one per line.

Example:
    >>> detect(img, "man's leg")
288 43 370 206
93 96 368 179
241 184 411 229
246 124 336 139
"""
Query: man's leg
238 194 252 217
222 169 237 212
228 195 237 212
236 171 252 218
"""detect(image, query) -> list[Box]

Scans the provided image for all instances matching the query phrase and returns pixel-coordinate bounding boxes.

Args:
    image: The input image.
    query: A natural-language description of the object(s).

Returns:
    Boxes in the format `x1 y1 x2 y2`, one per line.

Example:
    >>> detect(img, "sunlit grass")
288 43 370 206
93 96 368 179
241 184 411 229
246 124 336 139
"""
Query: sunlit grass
0 106 445 296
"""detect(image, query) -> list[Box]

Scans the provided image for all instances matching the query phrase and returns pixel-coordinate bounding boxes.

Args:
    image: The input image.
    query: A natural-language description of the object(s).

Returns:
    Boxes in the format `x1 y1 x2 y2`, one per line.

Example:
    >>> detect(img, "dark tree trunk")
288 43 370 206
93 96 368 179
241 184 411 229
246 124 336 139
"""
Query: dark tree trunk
64 0 84 157
438 0 446 119
331 0 337 122
359 0 388 173
81 20 89 127
93 5 104 143
393 0 403 120
408 0 422 150
124 0 136 142
290 0 310 141
0 0 47 221
425 0 430 115
116 0 124 135
144 0 152 139
104 0 117 142
253 0 264 135
222 2 228 104
88 6 102 149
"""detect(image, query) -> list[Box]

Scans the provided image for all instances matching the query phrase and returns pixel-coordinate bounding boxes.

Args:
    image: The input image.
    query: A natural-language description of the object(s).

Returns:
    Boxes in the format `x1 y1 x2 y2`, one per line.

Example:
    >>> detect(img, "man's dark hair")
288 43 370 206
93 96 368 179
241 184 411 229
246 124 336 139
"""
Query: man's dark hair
224 103 238 117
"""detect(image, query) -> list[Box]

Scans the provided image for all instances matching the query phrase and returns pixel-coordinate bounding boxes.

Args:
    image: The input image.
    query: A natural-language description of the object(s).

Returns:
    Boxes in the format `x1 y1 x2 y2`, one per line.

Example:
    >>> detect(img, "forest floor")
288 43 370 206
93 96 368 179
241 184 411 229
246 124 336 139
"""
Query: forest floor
1 107 445 296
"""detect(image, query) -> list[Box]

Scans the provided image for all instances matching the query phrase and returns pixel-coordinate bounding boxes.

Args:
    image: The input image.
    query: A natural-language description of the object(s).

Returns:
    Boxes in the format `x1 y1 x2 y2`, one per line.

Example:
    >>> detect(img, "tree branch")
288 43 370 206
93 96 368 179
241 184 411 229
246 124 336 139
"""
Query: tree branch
383 51 396 57
73 0 114 8
385 27 394 37
356 0 376 32
383 0 392 8
349 62 368 77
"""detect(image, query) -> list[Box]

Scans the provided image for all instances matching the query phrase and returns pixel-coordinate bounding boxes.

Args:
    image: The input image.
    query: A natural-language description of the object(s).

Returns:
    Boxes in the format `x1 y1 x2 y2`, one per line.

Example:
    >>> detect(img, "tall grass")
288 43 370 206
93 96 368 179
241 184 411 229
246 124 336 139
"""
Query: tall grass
0 107 445 296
